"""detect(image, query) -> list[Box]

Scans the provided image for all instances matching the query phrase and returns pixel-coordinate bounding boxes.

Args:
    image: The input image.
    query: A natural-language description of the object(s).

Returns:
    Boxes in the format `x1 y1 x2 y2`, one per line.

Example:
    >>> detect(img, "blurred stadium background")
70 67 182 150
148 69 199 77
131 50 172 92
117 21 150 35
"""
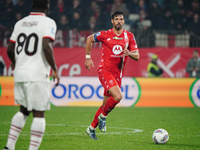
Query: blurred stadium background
0 0 200 107
1 1 200 149
0 0 200 47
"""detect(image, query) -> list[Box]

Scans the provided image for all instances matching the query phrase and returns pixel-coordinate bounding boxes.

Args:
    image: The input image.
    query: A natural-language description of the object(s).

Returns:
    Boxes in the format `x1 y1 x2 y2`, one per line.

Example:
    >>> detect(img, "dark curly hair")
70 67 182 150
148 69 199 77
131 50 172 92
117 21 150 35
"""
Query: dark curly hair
32 0 49 10
111 11 124 19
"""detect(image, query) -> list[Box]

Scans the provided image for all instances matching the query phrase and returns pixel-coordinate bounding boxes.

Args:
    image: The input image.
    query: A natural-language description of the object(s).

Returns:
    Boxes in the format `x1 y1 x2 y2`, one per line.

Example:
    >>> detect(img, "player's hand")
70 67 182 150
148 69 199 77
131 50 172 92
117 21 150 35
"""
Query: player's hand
123 48 130 56
85 58 94 71
11 63 15 70
52 70 60 87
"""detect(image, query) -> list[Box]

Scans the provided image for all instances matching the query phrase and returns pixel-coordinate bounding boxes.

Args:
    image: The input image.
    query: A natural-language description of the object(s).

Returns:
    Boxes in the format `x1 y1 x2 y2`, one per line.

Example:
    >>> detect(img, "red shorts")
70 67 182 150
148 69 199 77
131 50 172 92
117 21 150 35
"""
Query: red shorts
98 70 121 97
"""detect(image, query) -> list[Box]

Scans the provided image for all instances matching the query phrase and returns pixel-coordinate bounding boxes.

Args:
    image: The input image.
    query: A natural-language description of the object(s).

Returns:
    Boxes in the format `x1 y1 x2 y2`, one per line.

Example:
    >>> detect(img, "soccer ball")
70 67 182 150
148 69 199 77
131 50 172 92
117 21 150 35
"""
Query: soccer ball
152 129 169 144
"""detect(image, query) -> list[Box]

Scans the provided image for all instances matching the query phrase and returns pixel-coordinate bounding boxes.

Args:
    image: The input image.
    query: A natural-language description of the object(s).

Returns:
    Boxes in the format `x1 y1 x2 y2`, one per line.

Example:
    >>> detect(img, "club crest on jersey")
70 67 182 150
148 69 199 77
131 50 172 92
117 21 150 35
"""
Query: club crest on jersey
113 36 123 40
112 45 122 55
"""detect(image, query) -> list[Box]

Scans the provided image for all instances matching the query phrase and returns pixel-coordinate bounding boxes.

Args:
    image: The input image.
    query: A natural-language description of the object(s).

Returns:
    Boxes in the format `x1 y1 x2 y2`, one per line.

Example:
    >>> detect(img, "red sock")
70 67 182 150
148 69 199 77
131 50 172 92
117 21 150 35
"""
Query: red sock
91 105 103 128
102 97 119 116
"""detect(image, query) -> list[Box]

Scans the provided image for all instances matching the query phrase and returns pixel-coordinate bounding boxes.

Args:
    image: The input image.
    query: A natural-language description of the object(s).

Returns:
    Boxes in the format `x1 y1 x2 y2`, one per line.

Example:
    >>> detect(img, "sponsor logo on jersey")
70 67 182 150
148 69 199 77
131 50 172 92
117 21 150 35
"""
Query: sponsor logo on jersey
96 32 101 36
112 45 123 55
113 36 123 40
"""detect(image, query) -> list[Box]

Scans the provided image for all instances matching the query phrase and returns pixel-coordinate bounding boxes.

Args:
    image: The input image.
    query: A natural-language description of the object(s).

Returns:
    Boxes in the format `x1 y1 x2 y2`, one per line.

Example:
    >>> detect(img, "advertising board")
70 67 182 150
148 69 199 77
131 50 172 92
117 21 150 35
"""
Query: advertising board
0 77 197 107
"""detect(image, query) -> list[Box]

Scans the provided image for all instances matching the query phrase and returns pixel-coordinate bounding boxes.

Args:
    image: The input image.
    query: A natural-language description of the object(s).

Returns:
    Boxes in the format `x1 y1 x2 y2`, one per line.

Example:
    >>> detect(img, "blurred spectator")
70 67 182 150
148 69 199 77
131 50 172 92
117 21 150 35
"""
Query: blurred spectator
72 0 83 13
150 1 165 30
136 9 150 30
163 8 176 30
139 9 149 22
174 8 187 30
134 9 153 47
94 5 110 29
0 0 14 27
185 13 200 47
186 50 200 77
87 16 100 32
150 0 166 9
190 0 200 14
57 14 70 30
166 0 179 14
0 0 200 48
86 1 99 17
68 0 83 17
147 54 163 77
110 0 129 17
138 0 148 14
127 0 148 14
12 12 23 26
185 10 194 25
70 11 84 31
12 0 17 5
51 0 68 23
127 0 140 14
86 2 110 30
0 60 5 76
176 0 185 11
14 0 30 17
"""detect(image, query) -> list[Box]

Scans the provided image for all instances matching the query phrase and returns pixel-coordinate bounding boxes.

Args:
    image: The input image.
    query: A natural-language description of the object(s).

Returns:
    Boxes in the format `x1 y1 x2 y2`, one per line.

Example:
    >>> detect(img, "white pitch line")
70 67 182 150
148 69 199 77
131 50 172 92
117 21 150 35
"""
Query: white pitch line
46 124 143 133
0 123 143 136
1 123 200 137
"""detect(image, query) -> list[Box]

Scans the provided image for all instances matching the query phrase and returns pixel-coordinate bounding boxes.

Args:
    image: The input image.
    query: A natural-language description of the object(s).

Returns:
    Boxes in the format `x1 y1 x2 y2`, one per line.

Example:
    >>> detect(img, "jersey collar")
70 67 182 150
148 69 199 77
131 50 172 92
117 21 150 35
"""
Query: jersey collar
30 12 46 16
111 28 124 36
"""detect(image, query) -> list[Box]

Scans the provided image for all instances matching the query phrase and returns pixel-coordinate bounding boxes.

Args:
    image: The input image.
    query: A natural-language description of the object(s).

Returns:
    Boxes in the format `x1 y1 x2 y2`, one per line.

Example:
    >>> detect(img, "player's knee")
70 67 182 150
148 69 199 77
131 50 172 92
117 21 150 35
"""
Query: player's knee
114 93 122 102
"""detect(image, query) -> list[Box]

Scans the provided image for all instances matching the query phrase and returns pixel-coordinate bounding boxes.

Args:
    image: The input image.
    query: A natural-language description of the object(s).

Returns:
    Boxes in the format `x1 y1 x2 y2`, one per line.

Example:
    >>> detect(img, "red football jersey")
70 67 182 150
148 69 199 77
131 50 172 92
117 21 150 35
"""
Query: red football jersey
94 29 138 78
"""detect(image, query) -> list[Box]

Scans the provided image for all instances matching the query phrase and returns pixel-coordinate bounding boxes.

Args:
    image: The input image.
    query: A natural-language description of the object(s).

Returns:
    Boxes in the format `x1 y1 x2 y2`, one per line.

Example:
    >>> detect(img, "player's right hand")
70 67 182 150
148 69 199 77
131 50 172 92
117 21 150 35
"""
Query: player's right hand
52 70 60 87
85 59 94 71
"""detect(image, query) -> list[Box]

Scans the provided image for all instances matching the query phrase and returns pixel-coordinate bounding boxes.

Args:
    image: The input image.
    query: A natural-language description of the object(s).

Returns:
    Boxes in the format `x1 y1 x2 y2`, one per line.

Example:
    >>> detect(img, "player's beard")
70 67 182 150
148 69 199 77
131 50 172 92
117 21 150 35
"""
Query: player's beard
114 23 122 31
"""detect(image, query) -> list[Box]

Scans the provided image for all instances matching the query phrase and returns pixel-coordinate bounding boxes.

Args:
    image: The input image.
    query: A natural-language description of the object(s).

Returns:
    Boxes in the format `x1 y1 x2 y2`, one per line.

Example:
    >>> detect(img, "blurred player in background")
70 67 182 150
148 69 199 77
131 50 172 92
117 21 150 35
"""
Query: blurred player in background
147 54 163 77
85 11 139 140
4 0 59 149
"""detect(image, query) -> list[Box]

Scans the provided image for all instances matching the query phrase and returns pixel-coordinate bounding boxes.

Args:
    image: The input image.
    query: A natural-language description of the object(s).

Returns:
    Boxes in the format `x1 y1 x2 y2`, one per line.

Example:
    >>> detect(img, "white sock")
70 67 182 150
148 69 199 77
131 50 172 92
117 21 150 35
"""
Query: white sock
6 111 28 150
100 113 107 118
29 117 46 150
89 125 95 130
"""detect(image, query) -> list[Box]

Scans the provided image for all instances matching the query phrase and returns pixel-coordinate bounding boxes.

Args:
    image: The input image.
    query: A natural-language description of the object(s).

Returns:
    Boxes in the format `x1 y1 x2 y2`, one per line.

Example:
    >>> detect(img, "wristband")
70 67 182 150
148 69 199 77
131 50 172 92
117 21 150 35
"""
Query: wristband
86 55 91 58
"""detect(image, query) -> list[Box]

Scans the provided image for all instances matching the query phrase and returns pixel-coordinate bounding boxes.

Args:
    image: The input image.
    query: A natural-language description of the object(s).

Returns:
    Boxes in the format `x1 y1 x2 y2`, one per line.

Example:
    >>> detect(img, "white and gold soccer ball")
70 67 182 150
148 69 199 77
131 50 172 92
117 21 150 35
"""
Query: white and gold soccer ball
152 129 169 144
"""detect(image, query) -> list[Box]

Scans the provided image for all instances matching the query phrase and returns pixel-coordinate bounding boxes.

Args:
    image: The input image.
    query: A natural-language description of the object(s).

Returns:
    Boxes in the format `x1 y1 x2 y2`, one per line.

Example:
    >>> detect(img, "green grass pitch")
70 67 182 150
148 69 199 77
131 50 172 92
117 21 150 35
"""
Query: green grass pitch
0 106 200 150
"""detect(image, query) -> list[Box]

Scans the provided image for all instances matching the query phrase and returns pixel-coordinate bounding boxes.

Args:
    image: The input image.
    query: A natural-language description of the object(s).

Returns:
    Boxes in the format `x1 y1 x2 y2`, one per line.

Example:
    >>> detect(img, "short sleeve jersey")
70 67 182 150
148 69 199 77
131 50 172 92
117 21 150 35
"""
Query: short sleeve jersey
10 12 57 82
94 29 138 78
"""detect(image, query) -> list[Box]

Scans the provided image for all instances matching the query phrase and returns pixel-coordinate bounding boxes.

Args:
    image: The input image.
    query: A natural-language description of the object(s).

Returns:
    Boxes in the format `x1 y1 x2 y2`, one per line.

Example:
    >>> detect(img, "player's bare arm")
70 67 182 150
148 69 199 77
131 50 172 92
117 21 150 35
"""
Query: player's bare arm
123 48 139 61
7 41 16 69
43 38 60 86
85 34 95 71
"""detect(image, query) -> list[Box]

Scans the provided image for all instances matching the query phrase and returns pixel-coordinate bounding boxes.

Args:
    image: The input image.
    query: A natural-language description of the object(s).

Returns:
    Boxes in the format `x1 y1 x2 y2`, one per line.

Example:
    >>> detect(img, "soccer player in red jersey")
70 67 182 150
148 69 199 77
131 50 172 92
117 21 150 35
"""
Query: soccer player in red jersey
85 11 140 140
